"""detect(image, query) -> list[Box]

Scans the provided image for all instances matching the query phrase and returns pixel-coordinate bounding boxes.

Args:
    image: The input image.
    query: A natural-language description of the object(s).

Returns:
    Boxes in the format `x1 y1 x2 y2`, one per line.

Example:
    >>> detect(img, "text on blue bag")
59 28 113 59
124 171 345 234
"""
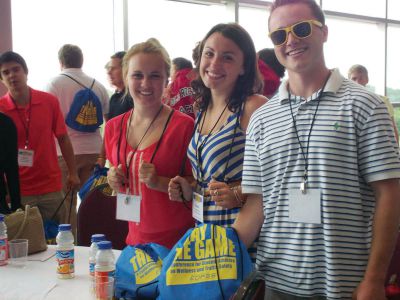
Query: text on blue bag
166 224 238 285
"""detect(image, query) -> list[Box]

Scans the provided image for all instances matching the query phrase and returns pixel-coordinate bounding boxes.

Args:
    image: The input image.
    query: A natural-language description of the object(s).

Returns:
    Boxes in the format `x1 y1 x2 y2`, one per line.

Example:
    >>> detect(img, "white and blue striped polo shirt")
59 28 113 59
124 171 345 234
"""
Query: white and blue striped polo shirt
242 68 400 299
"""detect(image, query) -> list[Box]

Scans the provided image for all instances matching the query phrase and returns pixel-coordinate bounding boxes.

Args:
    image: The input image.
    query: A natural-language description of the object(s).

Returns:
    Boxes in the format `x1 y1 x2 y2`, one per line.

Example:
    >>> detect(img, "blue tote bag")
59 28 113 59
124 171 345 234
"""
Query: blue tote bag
115 243 170 299
158 224 253 300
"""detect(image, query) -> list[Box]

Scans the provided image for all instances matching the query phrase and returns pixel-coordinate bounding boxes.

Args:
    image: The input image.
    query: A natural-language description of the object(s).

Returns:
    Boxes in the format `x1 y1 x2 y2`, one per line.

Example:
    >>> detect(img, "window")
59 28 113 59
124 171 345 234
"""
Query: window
324 17 385 95
8 0 400 107
238 5 273 51
388 0 400 21
11 0 115 90
387 25 400 102
127 0 232 64
322 0 386 18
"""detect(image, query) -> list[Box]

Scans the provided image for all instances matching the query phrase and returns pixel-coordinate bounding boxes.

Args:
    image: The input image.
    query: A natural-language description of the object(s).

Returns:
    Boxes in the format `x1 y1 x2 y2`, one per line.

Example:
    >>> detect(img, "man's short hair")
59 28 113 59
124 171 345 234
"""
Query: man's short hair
348 64 368 78
111 51 126 61
172 57 193 71
58 44 83 68
268 0 325 30
0 51 28 79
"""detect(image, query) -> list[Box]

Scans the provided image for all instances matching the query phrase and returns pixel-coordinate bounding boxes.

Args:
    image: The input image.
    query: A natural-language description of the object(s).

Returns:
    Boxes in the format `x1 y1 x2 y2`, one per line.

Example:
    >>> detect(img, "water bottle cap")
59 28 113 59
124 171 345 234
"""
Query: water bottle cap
91 234 106 243
58 224 72 231
0 214 4 222
97 240 112 250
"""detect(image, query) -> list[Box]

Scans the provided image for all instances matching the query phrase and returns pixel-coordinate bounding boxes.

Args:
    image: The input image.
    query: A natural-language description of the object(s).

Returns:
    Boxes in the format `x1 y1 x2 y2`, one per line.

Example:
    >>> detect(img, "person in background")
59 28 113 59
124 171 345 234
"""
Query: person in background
257 47 285 98
97 51 135 167
0 51 79 222
106 51 134 120
45 44 109 236
168 23 267 259
348 64 399 142
106 38 194 249
0 112 21 214
163 57 196 118
233 0 400 299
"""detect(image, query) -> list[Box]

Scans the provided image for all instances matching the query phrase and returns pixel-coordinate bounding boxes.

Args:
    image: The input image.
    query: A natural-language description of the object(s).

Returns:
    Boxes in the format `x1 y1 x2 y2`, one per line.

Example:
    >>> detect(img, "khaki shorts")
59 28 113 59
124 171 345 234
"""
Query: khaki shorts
21 190 65 223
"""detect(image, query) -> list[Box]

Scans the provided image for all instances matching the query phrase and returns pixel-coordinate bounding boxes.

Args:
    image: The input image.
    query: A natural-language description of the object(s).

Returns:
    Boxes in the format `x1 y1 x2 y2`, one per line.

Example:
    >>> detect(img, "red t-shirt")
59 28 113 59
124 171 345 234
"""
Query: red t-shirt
104 109 195 248
258 59 281 98
0 88 67 196
163 68 196 119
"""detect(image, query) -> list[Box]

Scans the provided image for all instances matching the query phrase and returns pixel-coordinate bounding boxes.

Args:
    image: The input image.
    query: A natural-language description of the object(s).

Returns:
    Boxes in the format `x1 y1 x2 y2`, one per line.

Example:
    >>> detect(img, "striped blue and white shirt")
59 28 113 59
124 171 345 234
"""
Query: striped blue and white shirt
242 68 400 299
188 110 244 226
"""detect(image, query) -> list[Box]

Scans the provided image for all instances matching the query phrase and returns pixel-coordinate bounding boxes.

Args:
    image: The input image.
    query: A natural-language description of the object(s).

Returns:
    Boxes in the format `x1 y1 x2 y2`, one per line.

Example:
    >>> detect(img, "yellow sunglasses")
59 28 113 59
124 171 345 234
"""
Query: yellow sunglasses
269 19 323 46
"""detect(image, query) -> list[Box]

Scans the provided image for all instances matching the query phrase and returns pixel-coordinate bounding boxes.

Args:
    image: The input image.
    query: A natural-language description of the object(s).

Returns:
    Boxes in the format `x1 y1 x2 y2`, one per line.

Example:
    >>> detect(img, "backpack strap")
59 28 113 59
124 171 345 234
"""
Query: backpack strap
62 73 95 90
89 79 96 89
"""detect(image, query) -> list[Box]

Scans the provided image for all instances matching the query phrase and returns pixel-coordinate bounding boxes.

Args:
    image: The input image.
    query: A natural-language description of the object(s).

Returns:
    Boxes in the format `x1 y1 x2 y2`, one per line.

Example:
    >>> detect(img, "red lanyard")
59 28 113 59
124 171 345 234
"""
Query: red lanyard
11 93 32 149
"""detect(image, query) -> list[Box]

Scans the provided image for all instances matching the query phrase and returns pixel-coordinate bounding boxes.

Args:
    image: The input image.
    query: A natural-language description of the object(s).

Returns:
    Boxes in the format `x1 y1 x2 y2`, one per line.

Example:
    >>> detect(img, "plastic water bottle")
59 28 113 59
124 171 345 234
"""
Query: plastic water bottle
94 241 115 279
89 234 106 277
0 214 8 266
56 224 75 279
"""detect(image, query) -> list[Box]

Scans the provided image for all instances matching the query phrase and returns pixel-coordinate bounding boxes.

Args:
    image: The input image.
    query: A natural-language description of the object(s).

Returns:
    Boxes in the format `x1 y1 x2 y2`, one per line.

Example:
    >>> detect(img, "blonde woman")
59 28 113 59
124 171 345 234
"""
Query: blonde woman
105 39 194 248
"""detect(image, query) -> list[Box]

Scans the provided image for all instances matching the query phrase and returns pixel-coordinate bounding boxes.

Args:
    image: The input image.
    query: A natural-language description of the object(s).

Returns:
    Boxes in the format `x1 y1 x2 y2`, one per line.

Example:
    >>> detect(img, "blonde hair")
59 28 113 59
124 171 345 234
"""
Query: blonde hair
122 38 171 88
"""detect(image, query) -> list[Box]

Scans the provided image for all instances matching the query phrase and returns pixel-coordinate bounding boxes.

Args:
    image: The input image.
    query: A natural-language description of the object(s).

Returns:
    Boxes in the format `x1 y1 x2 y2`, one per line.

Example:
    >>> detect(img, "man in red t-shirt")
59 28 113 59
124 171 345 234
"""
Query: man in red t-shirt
0 51 79 223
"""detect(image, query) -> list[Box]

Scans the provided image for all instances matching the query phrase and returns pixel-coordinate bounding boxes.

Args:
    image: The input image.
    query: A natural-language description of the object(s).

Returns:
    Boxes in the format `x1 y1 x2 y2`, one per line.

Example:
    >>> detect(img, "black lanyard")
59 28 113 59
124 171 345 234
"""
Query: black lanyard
116 107 174 186
121 105 163 181
194 102 242 189
195 102 229 184
12 93 32 149
288 74 330 194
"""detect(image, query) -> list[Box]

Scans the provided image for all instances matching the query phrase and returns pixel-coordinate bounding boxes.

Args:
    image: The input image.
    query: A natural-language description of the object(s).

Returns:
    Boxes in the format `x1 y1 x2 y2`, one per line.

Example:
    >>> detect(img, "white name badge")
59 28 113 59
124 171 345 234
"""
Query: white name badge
288 188 321 224
192 192 204 223
18 149 34 167
116 193 141 222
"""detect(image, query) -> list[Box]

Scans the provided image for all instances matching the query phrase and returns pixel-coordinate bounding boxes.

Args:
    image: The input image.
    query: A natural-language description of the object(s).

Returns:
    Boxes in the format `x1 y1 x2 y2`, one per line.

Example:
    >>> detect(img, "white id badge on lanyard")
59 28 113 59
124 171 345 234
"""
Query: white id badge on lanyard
116 193 141 222
192 192 204 223
288 188 321 224
18 149 34 167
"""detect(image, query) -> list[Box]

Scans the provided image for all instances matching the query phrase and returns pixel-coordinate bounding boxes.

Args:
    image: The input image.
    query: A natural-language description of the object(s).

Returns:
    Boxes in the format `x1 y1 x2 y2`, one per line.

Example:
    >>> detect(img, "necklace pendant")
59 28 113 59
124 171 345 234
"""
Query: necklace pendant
300 181 306 194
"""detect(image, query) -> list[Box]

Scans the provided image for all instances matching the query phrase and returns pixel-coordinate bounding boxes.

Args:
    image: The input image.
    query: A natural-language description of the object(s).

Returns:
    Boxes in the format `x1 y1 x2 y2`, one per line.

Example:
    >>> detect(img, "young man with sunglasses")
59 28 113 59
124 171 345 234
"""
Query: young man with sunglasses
234 0 400 299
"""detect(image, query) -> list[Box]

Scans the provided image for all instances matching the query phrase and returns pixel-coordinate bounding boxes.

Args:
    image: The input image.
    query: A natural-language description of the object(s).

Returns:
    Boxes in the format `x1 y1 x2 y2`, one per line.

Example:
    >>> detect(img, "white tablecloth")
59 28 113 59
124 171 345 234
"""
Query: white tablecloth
0 245 121 300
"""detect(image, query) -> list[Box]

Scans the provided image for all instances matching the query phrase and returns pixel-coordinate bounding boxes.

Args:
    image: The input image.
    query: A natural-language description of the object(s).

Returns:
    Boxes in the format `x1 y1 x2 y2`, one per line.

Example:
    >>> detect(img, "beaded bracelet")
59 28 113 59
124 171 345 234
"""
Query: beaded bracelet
230 185 244 207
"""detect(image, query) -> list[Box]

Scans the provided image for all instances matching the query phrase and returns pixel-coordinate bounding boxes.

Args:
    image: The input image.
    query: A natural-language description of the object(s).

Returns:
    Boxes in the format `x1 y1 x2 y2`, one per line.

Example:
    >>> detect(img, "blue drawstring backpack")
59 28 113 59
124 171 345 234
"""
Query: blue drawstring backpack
78 165 111 201
157 224 253 300
62 74 103 132
115 243 170 299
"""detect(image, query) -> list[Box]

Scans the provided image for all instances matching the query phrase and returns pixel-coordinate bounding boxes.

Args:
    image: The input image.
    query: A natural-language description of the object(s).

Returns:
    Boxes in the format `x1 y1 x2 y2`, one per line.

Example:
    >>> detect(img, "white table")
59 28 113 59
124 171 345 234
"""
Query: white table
0 245 121 300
